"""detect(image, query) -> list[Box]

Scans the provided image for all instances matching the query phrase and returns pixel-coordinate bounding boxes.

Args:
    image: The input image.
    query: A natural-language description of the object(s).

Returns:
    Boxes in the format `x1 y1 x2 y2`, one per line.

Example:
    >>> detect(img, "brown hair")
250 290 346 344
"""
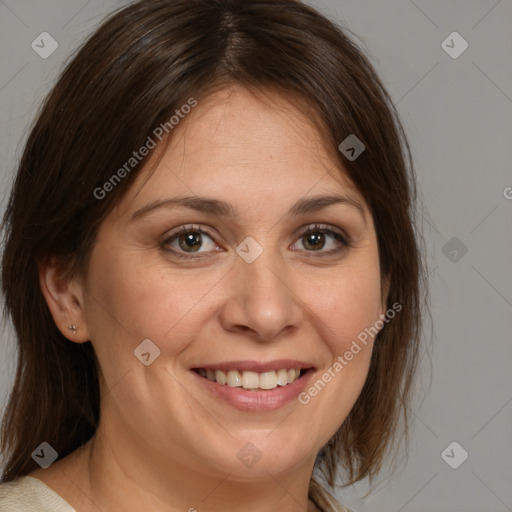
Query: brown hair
1 0 427 499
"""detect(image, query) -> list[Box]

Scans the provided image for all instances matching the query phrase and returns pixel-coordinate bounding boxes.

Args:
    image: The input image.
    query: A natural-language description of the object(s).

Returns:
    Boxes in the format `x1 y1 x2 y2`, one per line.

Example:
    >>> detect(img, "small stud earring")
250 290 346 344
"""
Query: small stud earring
68 325 77 335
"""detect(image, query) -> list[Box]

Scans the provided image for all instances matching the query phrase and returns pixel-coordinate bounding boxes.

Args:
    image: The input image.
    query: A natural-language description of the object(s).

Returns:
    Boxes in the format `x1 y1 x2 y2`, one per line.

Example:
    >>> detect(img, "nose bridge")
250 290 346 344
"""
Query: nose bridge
243 250 285 300
220 238 302 341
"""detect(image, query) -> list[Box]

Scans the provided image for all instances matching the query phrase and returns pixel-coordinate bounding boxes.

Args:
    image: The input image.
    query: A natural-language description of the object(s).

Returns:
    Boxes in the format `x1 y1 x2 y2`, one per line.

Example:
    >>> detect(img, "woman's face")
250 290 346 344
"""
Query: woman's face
79 86 386 481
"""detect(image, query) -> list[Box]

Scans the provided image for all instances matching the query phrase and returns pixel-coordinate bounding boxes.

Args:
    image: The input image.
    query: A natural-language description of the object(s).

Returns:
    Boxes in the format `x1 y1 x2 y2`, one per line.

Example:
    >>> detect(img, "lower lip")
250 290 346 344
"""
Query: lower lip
190 369 315 412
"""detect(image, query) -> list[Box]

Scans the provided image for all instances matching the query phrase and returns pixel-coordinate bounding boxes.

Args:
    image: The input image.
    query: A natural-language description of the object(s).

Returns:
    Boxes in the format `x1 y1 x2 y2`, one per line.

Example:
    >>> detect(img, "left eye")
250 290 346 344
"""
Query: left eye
161 224 349 259
292 225 348 254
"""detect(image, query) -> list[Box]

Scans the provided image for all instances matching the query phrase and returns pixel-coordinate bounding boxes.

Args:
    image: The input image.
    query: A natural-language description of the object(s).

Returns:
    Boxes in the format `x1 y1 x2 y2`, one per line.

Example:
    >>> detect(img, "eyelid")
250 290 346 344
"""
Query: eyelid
292 223 351 256
161 223 351 259
293 223 349 244
160 224 220 259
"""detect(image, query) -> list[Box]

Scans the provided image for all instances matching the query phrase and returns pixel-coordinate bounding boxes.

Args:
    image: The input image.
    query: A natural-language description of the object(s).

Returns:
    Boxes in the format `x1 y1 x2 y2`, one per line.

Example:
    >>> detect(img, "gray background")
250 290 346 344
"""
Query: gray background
1 1 511 511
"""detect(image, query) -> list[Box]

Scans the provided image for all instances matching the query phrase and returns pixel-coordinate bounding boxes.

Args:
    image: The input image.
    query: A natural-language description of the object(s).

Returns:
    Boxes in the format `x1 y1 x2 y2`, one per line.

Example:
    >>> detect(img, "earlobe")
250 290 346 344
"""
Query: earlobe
38 257 90 343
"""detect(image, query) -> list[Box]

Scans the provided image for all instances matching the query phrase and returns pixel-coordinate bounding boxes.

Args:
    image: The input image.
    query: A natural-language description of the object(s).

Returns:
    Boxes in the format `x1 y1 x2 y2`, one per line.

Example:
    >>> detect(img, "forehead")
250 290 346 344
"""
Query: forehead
177 87 328 157
117 86 362 216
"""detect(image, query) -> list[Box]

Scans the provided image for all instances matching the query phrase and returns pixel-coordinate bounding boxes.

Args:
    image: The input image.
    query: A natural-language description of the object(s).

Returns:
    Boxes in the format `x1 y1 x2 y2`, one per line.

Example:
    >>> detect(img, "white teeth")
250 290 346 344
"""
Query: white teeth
227 370 242 387
276 369 289 386
259 371 278 390
241 371 260 389
197 368 303 390
215 370 227 385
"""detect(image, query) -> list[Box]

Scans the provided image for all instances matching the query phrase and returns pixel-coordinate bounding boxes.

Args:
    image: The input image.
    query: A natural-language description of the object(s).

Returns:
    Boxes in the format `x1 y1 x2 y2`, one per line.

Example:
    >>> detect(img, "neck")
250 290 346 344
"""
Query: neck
63 421 319 512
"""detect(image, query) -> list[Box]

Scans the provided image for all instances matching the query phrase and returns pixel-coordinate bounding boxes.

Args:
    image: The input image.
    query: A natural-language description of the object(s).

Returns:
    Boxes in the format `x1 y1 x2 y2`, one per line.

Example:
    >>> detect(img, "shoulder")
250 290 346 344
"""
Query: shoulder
0 475 76 512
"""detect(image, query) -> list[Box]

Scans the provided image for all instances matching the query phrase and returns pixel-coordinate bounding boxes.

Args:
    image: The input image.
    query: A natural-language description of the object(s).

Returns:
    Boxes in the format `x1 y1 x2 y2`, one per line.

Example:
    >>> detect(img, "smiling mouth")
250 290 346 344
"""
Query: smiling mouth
192 368 309 391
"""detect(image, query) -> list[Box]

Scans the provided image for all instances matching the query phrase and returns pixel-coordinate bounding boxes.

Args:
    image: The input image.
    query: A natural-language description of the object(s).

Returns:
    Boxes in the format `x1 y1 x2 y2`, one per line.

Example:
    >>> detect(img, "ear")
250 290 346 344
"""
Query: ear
38 257 90 343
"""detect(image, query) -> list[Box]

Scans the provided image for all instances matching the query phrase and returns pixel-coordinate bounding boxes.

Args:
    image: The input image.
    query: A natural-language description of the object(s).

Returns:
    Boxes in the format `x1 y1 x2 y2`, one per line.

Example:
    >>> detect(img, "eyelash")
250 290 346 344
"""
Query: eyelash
160 224 351 261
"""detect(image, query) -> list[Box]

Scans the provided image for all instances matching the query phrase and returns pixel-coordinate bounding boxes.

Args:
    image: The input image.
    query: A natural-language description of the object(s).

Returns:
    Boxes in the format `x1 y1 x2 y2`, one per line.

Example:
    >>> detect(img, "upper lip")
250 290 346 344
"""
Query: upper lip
192 360 315 373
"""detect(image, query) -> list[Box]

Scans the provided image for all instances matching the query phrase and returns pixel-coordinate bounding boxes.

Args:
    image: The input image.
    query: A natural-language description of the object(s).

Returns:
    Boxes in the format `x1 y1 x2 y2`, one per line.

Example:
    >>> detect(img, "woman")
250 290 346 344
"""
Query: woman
0 0 426 511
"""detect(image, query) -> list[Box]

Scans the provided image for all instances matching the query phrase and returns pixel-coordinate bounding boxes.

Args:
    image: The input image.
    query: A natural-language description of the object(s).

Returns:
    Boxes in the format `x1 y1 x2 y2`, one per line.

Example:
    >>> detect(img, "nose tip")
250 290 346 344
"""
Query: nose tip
219 250 303 342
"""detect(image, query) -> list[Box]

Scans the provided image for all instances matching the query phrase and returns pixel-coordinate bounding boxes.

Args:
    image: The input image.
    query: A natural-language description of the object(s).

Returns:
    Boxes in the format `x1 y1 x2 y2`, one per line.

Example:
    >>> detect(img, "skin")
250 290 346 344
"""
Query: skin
35 86 388 512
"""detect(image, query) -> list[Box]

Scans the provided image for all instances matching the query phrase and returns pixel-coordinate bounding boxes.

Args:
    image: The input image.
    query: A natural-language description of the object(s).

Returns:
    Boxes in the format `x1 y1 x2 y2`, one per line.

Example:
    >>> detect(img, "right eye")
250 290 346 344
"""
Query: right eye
161 225 221 259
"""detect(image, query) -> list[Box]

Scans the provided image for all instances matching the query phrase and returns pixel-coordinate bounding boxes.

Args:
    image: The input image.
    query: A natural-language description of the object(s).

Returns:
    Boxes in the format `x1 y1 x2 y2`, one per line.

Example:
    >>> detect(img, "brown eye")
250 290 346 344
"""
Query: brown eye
177 231 203 252
162 223 350 261
162 225 218 259
292 224 349 257
302 232 326 251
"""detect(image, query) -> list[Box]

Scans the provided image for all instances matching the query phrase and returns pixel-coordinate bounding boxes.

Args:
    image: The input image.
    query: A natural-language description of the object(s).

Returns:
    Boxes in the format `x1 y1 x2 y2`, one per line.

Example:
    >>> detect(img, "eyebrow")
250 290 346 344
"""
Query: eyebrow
129 194 366 223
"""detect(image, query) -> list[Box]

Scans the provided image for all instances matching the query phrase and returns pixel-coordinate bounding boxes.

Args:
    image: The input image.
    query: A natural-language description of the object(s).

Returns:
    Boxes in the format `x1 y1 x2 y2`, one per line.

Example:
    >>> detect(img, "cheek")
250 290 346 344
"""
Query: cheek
297 264 382 425
84 246 225 364
303 256 382 403
313 259 383 353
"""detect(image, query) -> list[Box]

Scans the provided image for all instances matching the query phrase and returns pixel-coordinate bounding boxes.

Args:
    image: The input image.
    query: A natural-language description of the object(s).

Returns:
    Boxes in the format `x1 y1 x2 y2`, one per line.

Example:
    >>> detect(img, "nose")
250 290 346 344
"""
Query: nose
218 247 303 342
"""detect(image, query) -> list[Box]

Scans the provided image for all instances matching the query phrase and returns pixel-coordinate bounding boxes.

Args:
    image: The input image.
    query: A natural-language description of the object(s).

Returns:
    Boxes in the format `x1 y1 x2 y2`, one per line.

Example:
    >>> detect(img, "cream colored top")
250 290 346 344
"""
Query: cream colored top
0 475 354 512
0 476 76 511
